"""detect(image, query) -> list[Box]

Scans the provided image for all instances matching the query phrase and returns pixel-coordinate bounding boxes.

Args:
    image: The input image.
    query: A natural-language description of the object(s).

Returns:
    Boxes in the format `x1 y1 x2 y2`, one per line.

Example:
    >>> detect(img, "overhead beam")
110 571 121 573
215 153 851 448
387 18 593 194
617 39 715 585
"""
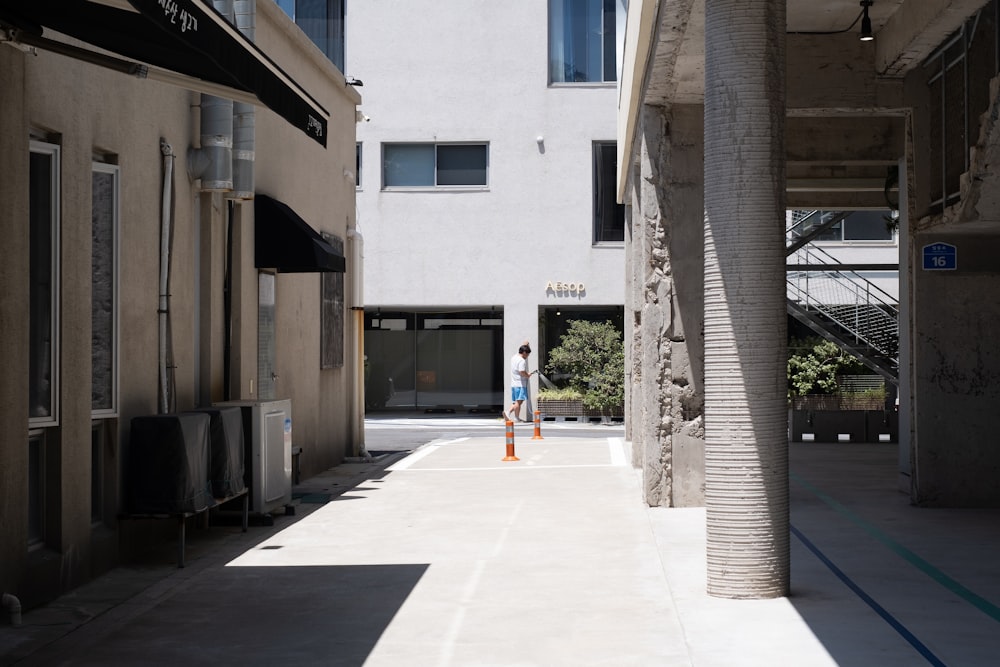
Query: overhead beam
786 116 904 164
876 0 993 77
787 178 893 192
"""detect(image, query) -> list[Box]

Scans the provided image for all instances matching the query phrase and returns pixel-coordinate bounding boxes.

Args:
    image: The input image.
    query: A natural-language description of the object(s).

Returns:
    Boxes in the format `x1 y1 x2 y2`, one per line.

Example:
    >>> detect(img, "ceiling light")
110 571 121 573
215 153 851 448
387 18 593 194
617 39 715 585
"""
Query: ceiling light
859 1 874 42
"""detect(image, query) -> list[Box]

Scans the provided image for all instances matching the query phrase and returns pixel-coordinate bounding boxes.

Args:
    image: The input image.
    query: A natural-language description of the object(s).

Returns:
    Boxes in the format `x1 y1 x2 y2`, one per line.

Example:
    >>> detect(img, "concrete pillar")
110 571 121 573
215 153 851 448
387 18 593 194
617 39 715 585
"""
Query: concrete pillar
637 105 671 506
703 0 789 598
663 105 705 508
629 104 706 508
0 49 29 595
624 196 635 446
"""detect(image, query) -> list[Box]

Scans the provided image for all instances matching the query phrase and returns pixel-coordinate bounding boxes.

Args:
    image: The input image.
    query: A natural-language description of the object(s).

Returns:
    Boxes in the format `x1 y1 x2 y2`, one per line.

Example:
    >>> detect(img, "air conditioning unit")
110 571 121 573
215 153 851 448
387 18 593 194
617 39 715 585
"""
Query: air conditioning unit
213 399 292 516
127 413 211 514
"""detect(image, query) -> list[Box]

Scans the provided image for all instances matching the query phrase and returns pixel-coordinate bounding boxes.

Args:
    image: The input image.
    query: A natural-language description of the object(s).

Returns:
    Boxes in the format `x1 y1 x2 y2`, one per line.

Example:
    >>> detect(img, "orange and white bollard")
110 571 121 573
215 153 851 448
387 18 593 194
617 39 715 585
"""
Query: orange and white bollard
502 419 520 461
531 410 544 440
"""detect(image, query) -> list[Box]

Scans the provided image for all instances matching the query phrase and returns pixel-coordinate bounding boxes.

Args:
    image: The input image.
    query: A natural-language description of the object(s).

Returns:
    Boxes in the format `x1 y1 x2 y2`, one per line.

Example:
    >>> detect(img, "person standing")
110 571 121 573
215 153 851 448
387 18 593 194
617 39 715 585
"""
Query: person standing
507 344 532 422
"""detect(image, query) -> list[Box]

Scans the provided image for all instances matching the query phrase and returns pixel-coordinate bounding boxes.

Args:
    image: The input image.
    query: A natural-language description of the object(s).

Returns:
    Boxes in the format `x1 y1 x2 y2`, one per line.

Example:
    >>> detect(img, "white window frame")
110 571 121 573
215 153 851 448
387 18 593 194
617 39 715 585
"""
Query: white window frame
381 142 490 191
91 162 120 418
29 140 61 428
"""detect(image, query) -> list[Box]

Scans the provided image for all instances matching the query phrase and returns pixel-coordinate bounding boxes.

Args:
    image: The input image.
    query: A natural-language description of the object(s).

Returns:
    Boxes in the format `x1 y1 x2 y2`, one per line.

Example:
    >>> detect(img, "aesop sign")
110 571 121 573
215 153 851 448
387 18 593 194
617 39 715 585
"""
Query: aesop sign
545 281 586 295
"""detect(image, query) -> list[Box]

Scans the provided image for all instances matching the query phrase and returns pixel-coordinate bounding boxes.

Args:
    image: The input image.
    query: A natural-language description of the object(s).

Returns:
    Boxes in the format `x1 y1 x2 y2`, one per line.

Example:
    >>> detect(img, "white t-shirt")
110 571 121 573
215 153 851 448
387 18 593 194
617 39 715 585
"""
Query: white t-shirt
510 353 527 387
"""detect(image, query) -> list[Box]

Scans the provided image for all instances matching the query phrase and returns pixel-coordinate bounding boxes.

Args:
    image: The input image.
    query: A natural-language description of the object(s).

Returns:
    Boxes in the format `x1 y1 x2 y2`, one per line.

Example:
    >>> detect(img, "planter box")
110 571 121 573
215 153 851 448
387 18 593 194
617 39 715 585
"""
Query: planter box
790 408 897 443
791 395 885 411
538 398 623 418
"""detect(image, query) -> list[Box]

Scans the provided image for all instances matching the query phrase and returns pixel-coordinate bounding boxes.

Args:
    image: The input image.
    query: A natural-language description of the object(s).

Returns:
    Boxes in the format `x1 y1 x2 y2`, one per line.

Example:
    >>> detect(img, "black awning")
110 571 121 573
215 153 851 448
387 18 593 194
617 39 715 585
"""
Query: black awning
255 194 345 273
0 0 328 146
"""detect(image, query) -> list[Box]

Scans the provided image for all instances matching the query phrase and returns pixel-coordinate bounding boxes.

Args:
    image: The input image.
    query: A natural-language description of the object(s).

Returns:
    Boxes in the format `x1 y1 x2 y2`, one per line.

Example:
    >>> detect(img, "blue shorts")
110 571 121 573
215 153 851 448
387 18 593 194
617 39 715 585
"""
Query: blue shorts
511 386 527 402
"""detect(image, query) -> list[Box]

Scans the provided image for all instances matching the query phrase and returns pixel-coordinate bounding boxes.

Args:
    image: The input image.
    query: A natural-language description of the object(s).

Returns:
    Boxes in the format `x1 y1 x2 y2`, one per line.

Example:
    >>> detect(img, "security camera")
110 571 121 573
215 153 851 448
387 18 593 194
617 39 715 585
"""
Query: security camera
356 110 370 123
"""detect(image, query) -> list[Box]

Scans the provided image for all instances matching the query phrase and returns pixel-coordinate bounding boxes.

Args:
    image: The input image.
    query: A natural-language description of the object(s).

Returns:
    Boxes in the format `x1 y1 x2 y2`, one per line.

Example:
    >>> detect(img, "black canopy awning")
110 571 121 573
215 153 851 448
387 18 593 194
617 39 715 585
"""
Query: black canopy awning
255 194 345 273
0 0 328 146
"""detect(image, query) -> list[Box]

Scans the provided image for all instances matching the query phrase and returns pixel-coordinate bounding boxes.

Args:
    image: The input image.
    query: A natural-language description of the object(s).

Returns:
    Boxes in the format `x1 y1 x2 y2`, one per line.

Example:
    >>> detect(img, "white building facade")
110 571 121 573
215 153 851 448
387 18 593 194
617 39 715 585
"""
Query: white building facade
346 0 628 412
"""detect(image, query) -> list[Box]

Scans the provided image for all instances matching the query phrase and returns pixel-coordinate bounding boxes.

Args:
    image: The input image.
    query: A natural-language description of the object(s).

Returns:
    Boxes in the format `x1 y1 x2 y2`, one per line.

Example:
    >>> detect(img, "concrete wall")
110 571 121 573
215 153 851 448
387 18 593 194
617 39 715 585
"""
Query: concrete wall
627 104 705 507
0 3 359 606
903 36 1000 506
348 0 625 378
911 233 1000 506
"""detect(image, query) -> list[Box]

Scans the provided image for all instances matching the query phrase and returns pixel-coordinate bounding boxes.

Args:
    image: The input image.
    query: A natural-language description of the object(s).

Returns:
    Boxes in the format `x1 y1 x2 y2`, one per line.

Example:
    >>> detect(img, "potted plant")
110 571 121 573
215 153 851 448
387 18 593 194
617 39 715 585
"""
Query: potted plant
540 319 624 417
788 337 893 442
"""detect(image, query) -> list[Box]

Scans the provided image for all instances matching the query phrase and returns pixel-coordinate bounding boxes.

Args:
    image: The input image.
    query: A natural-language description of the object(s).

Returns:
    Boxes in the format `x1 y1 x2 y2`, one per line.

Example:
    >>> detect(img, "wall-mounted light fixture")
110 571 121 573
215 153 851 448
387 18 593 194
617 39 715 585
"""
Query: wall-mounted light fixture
859 1 874 42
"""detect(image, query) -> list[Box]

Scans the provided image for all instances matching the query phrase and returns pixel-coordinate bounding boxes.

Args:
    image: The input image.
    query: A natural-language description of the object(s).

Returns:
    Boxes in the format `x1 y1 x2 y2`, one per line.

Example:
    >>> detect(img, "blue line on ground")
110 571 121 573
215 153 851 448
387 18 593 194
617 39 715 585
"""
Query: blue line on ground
791 524 948 667
791 472 1000 624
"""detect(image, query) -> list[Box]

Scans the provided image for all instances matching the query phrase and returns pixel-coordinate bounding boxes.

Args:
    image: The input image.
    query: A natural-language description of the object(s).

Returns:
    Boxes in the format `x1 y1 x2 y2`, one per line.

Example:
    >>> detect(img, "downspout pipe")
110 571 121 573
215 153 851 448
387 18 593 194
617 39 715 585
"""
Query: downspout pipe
347 229 368 459
159 139 175 414
1 593 20 626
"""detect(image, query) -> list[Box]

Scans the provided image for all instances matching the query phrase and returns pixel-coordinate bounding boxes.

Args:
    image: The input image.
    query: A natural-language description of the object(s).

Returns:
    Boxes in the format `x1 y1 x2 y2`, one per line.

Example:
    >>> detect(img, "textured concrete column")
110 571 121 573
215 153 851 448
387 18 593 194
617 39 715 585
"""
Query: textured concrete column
704 0 789 598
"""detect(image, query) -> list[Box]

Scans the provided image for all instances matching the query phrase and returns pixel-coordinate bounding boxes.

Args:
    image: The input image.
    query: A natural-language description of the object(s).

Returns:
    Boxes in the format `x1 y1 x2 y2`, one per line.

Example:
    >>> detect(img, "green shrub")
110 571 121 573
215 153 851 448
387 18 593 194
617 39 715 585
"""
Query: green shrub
537 386 584 401
842 386 887 401
787 337 866 397
545 320 625 411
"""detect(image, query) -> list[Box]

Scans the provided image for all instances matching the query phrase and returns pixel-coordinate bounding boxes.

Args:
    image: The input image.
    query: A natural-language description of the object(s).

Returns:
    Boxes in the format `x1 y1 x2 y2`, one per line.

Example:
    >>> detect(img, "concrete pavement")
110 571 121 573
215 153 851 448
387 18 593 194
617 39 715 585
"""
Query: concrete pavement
2 428 999 666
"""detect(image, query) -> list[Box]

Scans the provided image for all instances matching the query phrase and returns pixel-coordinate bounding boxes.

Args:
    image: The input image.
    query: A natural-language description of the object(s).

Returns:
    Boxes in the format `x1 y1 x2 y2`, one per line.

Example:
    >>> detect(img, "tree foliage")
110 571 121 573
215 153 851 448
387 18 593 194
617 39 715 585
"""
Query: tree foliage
545 320 625 411
787 337 865 397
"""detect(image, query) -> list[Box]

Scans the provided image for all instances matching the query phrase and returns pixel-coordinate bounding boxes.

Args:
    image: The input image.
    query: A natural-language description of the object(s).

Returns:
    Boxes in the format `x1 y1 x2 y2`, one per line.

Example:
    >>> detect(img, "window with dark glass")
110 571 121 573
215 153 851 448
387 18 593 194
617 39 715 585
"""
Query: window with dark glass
594 142 624 243
383 143 489 188
30 142 59 424
549 0 618 83
92 163 119 414
812 210 895 242
356 142 362 188
28 431 45 546
321 233 345 369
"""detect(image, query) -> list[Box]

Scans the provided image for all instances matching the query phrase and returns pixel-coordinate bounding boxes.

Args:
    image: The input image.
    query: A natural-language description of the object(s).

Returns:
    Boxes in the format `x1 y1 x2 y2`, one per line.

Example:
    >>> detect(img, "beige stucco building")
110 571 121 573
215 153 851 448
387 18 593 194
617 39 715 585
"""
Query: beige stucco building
0 0 362 608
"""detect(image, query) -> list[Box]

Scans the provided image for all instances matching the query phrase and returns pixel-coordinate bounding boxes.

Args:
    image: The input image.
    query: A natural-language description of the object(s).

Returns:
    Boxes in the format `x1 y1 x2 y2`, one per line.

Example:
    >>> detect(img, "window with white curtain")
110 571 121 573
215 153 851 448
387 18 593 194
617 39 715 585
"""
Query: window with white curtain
549 0 618 84
276 0 345 71
382 143 489 189
29 141 60 425
92 162 120 415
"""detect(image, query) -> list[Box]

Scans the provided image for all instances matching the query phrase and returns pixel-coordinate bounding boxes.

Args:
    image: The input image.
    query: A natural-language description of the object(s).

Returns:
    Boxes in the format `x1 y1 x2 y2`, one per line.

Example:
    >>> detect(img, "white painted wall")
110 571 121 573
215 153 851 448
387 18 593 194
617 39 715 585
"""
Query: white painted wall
348 1 625 360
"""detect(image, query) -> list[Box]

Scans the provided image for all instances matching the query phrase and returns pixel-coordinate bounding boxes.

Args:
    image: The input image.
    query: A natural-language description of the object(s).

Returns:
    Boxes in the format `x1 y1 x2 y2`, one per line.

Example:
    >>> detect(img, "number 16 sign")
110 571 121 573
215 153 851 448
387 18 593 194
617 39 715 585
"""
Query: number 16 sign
922 242 957 270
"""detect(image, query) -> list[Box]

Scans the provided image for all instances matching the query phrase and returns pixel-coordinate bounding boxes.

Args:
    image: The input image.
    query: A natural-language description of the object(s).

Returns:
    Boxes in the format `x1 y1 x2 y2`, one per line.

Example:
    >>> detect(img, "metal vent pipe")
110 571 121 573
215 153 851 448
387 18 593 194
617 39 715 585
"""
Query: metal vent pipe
187 0 235 191
229 0 255 200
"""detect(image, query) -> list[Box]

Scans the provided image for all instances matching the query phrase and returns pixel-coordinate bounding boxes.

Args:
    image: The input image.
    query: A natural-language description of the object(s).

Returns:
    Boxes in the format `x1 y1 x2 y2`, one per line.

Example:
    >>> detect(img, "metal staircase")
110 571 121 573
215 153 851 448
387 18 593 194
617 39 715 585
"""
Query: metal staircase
786 211 899 383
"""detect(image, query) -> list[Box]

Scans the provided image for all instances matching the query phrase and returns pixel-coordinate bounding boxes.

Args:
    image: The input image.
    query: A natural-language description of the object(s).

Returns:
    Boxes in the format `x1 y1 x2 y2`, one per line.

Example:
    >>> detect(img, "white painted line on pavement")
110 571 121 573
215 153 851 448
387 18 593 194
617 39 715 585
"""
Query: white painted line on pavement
395 463 623 472
608 438 626 466
386 444 441 471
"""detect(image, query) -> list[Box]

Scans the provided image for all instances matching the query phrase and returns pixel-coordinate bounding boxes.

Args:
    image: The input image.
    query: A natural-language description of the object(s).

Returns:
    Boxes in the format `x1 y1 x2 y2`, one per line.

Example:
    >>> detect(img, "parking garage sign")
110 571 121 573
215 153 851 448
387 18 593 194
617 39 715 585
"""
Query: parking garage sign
922 242 957 270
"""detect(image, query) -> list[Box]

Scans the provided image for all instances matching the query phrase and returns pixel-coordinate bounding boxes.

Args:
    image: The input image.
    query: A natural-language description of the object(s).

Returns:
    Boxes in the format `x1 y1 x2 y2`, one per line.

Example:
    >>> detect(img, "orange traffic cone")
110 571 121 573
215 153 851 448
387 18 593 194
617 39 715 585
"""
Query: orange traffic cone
531 410 544 440
503 419 520 461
